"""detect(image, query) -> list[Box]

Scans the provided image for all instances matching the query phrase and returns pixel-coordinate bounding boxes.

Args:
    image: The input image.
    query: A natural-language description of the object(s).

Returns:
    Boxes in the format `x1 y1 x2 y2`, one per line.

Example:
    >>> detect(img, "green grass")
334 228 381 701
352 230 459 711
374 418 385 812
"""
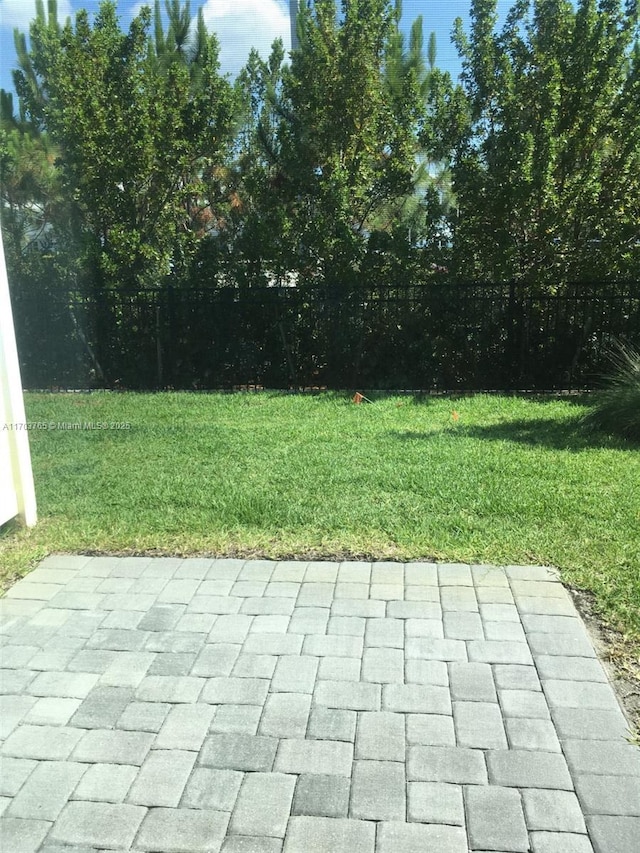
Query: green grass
2 391 639 646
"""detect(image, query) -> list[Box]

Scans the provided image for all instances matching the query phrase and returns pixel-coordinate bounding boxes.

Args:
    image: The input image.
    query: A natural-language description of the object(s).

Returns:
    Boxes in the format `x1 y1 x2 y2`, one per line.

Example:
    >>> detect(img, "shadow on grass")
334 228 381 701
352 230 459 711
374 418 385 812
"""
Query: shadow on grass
389 416 637 452
0 518 22 541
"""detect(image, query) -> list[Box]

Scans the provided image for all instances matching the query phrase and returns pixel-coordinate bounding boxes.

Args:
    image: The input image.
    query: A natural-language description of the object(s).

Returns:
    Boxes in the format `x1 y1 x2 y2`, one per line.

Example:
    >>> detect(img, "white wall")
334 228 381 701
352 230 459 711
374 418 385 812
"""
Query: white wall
0 228 37 527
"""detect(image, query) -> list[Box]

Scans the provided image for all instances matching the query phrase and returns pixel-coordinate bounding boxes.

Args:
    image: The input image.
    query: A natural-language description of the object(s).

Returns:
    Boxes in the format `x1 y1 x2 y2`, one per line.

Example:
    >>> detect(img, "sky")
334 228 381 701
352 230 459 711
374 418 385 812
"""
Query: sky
0 0 518 97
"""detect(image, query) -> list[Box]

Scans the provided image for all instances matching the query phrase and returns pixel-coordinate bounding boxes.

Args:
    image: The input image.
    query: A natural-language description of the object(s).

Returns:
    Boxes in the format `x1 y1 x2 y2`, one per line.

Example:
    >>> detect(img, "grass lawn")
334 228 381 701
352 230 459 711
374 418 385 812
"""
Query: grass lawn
2 391 639 652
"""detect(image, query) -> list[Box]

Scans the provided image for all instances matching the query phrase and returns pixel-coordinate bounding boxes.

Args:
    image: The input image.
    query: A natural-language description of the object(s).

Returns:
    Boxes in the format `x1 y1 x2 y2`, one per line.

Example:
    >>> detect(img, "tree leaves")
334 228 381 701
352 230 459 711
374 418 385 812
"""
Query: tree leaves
2 0 638 294
445 0 640 283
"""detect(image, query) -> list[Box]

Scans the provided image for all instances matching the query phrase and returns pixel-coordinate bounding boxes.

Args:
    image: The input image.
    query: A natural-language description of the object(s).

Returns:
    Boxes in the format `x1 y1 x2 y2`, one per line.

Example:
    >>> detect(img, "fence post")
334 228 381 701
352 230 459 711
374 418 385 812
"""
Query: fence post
166 285 175 387
155 299 163 389
505 281 519 389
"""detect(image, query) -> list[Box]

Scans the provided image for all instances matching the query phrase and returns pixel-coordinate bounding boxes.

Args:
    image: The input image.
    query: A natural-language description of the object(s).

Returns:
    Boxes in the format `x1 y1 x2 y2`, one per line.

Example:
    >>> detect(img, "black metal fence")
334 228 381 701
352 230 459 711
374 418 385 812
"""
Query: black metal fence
10 278 640 391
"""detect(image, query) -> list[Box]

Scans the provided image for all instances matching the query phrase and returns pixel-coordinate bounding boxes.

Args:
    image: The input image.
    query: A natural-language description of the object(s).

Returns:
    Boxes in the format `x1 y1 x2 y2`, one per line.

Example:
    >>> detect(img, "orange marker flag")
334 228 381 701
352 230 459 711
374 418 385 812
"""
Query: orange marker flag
452 410 460 422
352 391 373 404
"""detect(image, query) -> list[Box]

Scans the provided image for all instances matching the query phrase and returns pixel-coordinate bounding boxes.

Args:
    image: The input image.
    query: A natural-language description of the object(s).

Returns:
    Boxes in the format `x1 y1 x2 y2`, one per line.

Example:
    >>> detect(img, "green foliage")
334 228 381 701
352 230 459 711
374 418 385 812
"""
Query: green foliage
582 341 640 441
3 0 639 294
446 0 640 283
0 94 63 253
233 0 425 284
6 0 236 290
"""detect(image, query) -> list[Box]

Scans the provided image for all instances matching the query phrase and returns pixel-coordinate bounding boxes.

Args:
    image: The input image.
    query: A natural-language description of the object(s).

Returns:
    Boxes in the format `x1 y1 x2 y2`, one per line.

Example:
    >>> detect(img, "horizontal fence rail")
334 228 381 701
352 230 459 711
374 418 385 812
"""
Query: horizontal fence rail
10 279 640 391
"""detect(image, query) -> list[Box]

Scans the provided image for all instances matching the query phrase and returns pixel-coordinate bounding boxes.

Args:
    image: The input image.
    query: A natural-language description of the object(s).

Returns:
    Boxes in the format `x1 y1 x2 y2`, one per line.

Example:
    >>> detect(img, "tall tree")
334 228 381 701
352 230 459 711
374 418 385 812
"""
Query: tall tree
377 5 457 254
9 0 236 290
254 0 423 285
447 0 640 283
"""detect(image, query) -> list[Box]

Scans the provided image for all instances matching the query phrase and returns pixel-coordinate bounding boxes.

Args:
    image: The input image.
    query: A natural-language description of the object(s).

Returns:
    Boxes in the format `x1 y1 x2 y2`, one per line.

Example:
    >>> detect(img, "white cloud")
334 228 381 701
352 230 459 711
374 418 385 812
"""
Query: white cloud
127 1 149 18
200 0 292 77
0 0 73 31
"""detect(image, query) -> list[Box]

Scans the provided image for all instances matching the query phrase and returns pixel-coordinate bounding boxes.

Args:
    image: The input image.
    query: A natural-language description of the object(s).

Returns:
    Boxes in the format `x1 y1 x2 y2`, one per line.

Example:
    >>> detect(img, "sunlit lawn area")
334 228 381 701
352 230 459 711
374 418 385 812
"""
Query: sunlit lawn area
2 391 639 649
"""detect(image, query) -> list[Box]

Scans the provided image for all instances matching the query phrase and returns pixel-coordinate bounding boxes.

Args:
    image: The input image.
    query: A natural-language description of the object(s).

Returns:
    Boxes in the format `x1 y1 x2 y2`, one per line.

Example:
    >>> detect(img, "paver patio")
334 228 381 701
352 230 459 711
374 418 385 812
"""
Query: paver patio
1 556 639 853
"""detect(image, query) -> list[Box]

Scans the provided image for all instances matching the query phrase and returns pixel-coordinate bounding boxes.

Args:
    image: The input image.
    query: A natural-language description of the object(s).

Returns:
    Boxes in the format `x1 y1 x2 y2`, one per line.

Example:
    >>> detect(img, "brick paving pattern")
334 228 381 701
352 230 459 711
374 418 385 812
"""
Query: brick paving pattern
1 556 639 852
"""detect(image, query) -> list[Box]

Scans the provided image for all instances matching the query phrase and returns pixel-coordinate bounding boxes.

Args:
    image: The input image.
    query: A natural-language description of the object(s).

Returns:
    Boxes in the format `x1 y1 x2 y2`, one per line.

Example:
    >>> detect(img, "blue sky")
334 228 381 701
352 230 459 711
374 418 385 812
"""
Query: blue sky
0 1 518 96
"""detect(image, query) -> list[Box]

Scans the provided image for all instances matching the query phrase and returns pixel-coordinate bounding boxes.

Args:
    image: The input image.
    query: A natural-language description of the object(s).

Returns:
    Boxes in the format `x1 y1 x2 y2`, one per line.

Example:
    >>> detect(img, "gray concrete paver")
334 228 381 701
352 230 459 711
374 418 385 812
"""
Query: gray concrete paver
550 705 631 741
6 761 87 821
586 816 640 853
199 733 277 772
0 556 637 853
574 774 640 816
70 685 134 729
148 652 196 675
180 767 243 811
228 772 296 838
71 729 154 765
307 707 357 742
190 644 240 677
259 693 311 738
529 832 595 852
406 713 456 746
404 616 443 637
465 784 529 851
364 617 404 647
210 704 262 735
505 717 561 752
522 788 587 833
453 700 508 749
536 654 608 682
0 816 52 853
317 656 361 681
0 694 37 739
72 763 138 803
2 724 84 760
563 738 640 777
271 562 308 582
448 661 497 701
407 745 488 784
136 674 206 703
355 711 405 761
49 801 146 849
200 676 269 705
404 658 448 685
499 687 551 718
376 821 467 853
270 655 318 693
127 749 196 807
487 749 574 789
274 738 353 776
283 816 375 853
361 647 404 683
154 703 215 750
383 682 451 714
314 679 380 710
0 756 38 796
350 759 405 821
134 807 229 852
291 773 350 817
117 701 170 733
407 781 464 824
543 679 622 710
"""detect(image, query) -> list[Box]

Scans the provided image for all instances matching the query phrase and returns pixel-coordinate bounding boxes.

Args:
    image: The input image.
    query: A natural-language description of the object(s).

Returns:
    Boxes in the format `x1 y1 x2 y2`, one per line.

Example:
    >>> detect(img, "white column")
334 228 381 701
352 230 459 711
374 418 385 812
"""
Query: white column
0 228 37 527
